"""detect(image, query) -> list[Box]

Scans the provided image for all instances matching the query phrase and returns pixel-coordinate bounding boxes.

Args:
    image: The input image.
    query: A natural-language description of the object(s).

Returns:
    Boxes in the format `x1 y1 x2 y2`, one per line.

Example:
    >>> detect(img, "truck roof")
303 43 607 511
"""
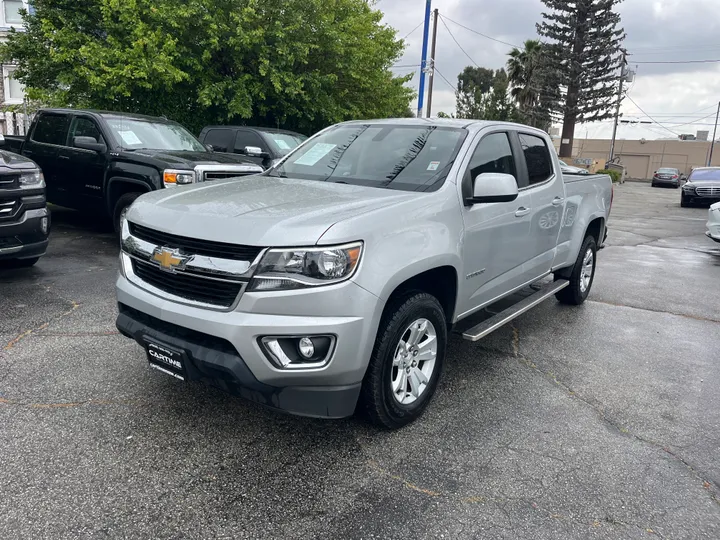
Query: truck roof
38 108 173 123
337 118 548 135
202 125 305 136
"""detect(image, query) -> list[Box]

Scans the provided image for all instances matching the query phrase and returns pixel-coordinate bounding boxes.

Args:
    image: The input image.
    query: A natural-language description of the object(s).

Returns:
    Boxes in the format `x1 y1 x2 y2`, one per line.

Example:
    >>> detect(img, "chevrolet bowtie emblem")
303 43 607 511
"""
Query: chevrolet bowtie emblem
151 247 190 272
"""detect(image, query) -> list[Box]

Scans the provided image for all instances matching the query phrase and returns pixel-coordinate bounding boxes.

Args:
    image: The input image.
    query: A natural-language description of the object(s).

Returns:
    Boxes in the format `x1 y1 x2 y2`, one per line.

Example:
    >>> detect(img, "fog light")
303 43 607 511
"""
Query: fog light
40 217 48 235
298 337 315 359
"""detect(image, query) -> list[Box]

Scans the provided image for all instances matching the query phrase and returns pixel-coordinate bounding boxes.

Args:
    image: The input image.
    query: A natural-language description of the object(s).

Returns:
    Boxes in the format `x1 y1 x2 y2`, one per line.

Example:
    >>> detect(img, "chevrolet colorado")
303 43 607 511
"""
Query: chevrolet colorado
6 109 263 232
116 119 612 428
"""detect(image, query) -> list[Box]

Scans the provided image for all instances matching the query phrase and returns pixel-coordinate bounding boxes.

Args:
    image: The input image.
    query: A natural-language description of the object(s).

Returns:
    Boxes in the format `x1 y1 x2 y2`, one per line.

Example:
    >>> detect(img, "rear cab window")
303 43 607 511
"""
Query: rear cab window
518 133 554 186
31 114 70 146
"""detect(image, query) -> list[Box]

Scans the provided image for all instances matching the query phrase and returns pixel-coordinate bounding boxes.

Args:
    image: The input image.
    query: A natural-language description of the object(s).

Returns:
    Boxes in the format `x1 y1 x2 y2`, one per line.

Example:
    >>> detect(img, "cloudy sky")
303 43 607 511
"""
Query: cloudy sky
379 0 720 140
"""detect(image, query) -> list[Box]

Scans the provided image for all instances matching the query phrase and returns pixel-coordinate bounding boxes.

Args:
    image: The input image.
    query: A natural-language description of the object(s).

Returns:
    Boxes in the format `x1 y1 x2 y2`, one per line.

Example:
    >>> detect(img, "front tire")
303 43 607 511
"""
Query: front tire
113 193 142 234
681 195 690 208
555 236 597 306
360 292 447 429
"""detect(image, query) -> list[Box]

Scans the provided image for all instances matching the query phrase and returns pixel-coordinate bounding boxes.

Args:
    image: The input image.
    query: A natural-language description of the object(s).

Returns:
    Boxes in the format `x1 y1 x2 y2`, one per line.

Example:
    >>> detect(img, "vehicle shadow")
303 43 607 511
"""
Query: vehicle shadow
49 204 114 235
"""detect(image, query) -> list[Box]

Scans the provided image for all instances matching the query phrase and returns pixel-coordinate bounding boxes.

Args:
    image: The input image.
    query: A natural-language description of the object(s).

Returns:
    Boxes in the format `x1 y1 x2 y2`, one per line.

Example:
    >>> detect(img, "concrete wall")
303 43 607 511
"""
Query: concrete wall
553 138 720 180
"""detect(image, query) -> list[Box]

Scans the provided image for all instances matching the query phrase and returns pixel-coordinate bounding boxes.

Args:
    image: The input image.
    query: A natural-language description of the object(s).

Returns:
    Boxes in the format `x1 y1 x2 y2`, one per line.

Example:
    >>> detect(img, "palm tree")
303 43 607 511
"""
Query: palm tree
507 40 552 128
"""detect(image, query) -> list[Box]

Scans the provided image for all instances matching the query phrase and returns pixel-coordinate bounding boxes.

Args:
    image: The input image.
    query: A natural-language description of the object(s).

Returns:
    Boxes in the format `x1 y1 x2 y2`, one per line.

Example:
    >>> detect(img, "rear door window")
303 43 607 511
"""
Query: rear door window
518 133 554 186
204 129 235 153
31 114 70 146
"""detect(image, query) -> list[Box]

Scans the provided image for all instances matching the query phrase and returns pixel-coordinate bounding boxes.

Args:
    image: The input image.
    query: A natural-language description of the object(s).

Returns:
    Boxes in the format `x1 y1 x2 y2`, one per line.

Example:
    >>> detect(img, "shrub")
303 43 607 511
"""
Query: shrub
596 169 621 183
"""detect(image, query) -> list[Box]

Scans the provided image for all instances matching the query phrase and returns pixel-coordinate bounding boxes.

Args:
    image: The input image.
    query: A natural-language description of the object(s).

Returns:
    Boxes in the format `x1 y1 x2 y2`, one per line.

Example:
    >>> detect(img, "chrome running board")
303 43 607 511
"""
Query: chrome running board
462 279 569 342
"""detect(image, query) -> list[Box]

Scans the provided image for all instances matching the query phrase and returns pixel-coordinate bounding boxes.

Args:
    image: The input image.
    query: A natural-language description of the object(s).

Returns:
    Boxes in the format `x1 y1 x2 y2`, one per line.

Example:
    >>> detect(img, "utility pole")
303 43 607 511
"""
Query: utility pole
708 101 720 166
425 8 439 118
416 0 432 118
608 50 627 163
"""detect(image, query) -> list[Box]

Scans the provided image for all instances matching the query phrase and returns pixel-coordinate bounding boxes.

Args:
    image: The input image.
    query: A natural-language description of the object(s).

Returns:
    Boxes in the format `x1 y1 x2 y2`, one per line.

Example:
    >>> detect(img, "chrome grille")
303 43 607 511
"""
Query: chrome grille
0 199 19 220
121 221 265 310
194 163 263 183
696 186 720 197
0 175 18 189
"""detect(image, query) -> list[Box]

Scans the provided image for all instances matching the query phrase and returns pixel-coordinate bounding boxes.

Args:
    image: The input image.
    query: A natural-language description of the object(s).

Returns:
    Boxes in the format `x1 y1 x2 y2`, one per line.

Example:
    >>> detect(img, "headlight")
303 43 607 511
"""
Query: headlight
248 242 363 291
163 169 195 188
19 170 45 189
683 183 695 191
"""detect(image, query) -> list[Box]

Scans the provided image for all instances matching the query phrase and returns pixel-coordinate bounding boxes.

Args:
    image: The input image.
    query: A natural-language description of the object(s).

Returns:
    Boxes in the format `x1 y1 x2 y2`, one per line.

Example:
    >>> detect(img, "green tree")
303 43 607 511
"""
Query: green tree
1 0 414 134
537 0 625 156
455 66 516 121
507 39 558 130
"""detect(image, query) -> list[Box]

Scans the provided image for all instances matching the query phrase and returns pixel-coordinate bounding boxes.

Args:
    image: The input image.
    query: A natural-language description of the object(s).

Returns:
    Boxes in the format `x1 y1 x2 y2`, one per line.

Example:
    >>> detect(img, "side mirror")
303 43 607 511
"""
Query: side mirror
243 145 269 158
205 144 214 152
74 136 107 153
469 173 519 204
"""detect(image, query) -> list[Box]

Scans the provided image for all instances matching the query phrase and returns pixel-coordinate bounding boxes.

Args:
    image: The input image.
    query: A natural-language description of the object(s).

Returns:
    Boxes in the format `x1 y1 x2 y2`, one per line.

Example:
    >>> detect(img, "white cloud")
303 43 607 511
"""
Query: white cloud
380 0 720 140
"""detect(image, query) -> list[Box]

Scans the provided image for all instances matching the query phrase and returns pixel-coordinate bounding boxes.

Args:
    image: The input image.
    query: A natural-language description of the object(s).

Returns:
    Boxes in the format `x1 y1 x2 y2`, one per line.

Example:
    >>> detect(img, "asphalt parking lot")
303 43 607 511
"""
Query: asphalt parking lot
1 182 719 539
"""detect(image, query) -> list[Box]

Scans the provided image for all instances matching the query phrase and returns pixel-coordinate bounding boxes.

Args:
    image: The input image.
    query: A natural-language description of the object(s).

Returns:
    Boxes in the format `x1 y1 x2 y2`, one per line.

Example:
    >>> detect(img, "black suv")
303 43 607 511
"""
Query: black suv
0 144 49 267
5 110 264 232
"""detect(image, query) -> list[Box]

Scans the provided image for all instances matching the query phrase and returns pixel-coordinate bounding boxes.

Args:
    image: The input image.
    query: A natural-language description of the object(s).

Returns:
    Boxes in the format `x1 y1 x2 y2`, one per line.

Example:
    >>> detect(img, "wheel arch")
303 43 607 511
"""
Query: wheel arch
106 177 152 215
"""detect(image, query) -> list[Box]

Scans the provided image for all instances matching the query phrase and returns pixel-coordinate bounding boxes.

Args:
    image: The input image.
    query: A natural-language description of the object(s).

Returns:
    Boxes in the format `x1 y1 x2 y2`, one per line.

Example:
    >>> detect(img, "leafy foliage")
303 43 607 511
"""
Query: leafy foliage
596 168 621 183
537 0 625 153
506 39 559 131
1 0 414 134
455 66 517 122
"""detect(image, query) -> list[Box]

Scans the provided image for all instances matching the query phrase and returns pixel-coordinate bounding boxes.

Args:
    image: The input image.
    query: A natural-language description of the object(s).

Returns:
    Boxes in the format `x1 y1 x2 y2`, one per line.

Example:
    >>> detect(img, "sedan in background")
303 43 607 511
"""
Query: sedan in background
681 167 720 207
707 202 720 243
558 159 590 175
652 167 681 188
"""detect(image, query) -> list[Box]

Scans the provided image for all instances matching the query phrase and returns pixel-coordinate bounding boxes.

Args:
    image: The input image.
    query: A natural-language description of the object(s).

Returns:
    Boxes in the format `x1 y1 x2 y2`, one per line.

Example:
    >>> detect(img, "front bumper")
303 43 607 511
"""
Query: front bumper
115 273 383 418
0 208 50 260
706 213 720 243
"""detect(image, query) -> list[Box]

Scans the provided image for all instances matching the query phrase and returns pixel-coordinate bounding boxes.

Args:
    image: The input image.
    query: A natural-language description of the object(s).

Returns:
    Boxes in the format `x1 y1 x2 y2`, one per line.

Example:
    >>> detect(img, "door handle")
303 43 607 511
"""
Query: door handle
552 197 565 206
58 155 71 160
515 207 531 217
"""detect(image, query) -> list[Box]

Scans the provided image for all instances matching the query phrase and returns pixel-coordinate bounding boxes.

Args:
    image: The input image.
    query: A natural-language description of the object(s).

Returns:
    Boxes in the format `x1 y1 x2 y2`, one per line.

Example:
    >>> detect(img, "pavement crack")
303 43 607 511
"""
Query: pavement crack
502 331 720 510
588 299 720 324
367 460 441 497
3 290 81 351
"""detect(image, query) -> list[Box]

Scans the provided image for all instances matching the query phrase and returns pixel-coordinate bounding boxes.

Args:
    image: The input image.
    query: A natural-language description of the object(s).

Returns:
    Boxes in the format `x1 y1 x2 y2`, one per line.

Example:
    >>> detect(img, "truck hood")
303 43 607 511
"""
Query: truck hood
127 176 420 247
0 149 38 170
120 149 259 168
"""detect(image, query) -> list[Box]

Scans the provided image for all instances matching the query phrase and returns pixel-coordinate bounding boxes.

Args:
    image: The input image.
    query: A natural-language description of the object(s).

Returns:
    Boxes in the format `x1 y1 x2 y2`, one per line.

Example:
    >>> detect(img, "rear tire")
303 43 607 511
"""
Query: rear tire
555 236 597 306
360 292 447 429
651 182 656 187
113 193 142 234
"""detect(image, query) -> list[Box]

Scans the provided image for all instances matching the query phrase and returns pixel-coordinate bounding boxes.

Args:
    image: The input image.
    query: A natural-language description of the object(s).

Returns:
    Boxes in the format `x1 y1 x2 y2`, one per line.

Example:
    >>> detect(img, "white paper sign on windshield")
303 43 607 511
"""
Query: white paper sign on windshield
294 143 336 166
274 139 291 150
118 130 143 146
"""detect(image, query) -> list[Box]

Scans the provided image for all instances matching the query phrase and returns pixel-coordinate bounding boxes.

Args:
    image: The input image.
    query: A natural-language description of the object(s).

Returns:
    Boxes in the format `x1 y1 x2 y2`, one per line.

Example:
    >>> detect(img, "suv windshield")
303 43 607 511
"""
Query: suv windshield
269 124 467 191
102 115 206 152
260 131 307 156
688 169 720 182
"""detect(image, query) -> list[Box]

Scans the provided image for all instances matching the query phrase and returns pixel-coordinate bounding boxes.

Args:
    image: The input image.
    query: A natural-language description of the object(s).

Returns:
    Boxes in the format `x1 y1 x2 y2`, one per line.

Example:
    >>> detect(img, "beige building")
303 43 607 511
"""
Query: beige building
553 137 720 180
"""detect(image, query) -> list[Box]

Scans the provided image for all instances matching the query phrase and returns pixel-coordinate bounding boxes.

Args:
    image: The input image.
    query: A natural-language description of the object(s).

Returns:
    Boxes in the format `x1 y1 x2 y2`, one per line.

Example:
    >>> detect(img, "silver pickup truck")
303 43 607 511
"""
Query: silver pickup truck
116 119 612 428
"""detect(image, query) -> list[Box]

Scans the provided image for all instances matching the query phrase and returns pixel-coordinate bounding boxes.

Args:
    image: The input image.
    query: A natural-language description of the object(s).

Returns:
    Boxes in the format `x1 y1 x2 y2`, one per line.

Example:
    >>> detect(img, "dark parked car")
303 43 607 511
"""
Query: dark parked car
681 167 720 207
198 126 307 169
652 167 681 188
5 109 264 232
0 139 49 267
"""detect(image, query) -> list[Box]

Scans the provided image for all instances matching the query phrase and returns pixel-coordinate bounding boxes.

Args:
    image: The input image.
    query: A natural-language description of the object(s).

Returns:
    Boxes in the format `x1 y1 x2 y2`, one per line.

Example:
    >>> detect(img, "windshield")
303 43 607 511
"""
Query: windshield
269 124 466 191
261 131 308 156
688 168 720 182
102 115 206 152
658 168 678 174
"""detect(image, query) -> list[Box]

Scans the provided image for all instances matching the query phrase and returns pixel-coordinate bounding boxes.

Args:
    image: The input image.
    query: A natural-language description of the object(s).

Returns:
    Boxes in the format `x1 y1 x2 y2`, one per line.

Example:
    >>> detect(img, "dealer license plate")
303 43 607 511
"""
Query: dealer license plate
145 340 187 381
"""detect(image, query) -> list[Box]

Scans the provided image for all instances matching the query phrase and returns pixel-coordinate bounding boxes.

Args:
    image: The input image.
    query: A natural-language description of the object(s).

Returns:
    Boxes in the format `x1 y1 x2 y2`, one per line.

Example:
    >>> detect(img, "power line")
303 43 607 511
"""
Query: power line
434 68 457 94
633 58 720 64
402 21 425 41
440 15 520 49
438 15 481 68
623 94 679 136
